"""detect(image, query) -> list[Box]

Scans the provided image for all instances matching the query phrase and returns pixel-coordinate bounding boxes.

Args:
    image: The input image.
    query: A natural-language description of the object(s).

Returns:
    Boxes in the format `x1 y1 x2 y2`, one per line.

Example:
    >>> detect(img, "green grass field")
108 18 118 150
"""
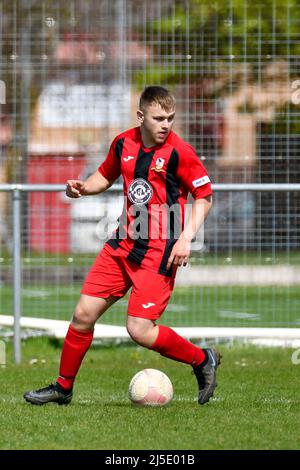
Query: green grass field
1 284 299 327
1 253 299 449
0 338 299 450
1 250 300 267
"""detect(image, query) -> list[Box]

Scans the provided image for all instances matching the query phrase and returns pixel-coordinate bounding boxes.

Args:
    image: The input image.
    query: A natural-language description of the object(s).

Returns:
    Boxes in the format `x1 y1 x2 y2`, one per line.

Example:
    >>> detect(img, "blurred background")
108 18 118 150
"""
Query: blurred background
0 0 299 331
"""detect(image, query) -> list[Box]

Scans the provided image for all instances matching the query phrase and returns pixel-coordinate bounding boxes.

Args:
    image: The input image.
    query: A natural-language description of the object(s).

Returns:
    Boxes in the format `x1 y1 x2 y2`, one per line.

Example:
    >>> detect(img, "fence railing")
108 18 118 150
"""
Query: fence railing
1 182 300 364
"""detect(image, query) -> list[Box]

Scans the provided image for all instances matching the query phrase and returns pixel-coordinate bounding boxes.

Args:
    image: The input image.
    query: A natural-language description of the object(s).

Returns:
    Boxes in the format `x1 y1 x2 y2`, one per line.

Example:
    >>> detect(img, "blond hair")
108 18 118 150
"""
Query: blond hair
139 86 176 111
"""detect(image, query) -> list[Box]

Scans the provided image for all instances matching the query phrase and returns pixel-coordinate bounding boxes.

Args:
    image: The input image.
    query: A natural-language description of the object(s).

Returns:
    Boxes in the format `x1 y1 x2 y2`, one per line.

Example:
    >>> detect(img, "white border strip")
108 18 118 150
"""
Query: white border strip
1 316 300 340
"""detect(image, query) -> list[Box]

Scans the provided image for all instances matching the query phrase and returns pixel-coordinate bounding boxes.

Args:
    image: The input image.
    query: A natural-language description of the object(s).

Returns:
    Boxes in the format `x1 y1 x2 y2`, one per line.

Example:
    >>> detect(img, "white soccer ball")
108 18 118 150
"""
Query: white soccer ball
128 368 173 406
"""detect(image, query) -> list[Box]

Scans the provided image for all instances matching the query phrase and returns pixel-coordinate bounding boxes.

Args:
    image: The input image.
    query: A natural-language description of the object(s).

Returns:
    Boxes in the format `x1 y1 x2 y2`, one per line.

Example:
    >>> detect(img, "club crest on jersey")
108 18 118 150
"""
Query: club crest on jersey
128 178 153 205
151 157 165 172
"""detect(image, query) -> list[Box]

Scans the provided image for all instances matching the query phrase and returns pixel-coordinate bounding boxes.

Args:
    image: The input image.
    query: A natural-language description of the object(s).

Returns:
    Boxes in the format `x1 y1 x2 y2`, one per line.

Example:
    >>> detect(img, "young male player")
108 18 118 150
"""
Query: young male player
24 86 221 406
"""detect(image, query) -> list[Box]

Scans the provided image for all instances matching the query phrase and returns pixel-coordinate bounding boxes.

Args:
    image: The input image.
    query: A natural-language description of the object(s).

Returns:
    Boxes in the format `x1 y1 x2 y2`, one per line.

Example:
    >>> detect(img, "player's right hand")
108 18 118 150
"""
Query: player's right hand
66 180 86 198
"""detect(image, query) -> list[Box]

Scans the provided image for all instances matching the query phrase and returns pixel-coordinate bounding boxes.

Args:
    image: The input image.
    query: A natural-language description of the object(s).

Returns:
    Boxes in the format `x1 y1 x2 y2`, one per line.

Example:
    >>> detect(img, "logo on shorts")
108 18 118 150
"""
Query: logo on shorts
142 302 156 309
128 178 153 205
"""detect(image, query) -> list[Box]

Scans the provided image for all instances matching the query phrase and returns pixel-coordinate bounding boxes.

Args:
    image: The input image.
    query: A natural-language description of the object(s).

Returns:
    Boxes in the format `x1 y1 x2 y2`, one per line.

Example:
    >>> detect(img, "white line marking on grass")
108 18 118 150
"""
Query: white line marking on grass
166 304 187 312
22 289 51 298
173 396 194 402
219 310 260 320
262 397 293 405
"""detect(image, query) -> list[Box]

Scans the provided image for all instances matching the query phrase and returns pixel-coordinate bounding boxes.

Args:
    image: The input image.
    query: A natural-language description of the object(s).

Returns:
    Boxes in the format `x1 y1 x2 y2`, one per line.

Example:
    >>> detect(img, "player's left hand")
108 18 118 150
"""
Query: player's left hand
167 237 191 270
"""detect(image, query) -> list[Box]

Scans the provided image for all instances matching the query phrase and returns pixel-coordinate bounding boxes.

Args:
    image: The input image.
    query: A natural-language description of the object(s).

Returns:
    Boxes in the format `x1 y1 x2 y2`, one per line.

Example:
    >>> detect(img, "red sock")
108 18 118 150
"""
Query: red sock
56 324 94 390
150 325 205 367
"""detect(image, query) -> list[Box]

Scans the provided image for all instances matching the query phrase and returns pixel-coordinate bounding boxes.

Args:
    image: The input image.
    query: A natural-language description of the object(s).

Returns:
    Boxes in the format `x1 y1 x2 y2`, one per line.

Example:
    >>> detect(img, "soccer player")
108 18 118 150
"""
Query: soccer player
24 86 221 406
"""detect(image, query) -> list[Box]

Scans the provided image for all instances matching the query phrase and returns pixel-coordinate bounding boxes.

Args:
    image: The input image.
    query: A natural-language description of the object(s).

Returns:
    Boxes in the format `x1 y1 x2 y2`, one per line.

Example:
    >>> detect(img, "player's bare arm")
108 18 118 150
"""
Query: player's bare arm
66 170 112 198
167 196 212 269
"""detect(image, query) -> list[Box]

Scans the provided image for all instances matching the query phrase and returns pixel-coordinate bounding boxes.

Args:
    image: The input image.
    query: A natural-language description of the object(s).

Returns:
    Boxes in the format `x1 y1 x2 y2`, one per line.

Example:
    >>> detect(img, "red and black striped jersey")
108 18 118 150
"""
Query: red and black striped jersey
98 127 212 276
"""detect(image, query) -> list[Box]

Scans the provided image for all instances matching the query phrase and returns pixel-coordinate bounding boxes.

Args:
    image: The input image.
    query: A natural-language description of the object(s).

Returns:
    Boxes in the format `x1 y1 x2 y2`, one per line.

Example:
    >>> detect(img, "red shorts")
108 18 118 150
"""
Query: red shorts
81 245 176 320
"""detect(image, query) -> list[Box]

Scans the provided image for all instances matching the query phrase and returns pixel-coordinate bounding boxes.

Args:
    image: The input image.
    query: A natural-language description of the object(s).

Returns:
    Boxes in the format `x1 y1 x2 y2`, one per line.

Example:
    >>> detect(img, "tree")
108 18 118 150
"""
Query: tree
134 0 300 88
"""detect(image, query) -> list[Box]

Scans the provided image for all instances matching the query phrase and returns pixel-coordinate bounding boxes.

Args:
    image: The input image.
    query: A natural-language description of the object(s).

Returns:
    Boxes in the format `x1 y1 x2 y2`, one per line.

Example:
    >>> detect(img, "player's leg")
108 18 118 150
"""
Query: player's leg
126 266 206 364
24 246 132 405
149 321 221 405
23 294 116 406
126 267 221 405
126 316 158 348
126 314 207 367
56 294 117 392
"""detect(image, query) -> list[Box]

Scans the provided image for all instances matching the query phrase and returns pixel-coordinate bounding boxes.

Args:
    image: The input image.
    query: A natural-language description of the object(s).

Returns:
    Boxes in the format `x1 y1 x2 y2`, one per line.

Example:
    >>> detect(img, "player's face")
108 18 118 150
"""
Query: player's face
138 102 175 147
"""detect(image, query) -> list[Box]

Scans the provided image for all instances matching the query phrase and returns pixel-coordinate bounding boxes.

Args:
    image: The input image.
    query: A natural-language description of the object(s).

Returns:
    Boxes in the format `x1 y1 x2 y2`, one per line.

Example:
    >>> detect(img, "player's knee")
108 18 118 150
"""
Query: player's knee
126 317 151 345
127 326 145 345
72 304 94 329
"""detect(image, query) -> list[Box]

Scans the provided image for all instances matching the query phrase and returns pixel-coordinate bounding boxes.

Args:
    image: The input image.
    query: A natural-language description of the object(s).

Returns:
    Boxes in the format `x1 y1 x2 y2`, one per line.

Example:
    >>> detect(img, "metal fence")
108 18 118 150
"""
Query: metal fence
1 183 300 362
2 0 300 183
1 1 300 362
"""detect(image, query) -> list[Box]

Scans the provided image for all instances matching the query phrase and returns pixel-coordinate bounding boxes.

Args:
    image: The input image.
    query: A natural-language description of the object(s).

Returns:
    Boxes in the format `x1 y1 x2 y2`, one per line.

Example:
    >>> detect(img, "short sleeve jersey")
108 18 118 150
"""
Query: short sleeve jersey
98 127 212 276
